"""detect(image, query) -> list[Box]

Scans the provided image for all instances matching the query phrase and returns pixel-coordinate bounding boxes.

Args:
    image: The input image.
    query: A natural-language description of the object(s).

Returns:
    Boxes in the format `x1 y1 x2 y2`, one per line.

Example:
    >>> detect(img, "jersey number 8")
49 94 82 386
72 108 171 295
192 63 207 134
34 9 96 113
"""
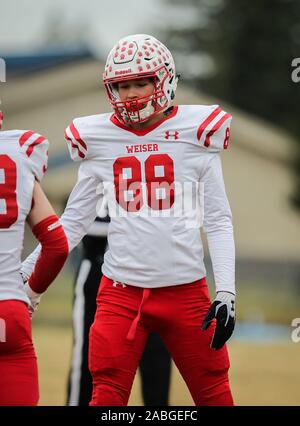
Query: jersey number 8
0 155 18 229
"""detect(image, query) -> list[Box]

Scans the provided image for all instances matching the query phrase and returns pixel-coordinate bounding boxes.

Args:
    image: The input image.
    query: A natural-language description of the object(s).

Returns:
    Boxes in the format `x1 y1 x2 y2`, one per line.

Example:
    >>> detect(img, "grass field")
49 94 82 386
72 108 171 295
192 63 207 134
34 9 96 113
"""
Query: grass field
31 269 300 406
33 325 300 406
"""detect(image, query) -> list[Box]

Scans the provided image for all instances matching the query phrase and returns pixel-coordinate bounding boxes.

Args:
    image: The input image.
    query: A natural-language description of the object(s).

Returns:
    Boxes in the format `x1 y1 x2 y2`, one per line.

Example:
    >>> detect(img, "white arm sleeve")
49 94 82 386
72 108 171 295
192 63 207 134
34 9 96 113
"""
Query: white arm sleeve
60 165 102 251
21 163 103 279
201 154 235 294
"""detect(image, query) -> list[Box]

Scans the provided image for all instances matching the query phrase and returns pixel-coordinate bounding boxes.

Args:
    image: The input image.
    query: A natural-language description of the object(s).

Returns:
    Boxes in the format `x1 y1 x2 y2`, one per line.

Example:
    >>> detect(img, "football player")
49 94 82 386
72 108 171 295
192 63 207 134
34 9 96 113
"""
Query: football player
0 111 68 405
67 214 171 406
22 34 236 406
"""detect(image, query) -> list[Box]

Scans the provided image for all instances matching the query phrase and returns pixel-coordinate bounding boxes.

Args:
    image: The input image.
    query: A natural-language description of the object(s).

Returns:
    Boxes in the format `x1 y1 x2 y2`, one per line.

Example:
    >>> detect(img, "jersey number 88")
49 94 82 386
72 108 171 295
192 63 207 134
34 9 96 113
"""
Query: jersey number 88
113 154 175 212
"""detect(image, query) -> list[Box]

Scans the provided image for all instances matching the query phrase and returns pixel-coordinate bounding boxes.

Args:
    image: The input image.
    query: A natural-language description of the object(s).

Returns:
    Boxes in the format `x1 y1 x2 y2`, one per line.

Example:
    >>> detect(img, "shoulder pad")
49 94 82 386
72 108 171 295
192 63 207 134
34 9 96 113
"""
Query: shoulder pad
196 105 232 152
65 120 88 161
18 130 49 181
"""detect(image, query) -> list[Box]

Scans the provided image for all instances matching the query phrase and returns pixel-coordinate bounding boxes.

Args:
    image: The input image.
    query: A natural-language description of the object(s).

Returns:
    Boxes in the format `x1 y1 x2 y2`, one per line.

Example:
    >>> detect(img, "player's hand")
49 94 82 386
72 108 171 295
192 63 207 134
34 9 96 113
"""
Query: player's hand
23 282 42 318
201 291 235 350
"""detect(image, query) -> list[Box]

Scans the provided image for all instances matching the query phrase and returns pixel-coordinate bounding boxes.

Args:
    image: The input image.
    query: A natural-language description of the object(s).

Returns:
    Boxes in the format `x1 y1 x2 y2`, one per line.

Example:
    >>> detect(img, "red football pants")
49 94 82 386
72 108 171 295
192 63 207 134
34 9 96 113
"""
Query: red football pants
0 300 39 406
89 276 233 406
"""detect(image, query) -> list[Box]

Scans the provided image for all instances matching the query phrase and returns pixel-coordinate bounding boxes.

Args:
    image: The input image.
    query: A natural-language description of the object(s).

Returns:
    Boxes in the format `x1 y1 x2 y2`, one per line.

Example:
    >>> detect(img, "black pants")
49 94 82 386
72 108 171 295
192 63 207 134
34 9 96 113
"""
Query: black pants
66 236 171 406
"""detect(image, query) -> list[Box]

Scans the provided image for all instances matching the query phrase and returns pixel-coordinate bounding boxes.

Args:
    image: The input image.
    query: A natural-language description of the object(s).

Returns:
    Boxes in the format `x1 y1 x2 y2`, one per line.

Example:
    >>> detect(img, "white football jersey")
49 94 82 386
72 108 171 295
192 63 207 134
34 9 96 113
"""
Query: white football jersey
0 129 48 302
22 105 235 293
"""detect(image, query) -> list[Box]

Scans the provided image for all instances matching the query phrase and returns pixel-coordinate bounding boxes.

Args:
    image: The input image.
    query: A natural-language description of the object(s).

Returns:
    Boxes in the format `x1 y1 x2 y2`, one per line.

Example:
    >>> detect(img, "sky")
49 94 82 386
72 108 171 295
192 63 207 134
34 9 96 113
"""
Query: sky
0 0 170 58
0 0 203 79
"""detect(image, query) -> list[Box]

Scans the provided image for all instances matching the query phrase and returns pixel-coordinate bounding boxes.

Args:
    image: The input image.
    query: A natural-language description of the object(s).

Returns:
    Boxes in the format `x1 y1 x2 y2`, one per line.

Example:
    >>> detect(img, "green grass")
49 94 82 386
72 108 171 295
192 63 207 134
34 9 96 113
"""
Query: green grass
237 285 300 324
205 277 300 324
31 268 300 405
32 269 73 328
33 325 300 406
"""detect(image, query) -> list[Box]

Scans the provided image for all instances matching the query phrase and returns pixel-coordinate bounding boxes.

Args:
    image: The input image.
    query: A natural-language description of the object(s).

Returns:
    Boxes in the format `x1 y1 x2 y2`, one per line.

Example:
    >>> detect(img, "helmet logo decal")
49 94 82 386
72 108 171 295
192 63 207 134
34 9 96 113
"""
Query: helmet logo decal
114 41 138 64
115 69 132 76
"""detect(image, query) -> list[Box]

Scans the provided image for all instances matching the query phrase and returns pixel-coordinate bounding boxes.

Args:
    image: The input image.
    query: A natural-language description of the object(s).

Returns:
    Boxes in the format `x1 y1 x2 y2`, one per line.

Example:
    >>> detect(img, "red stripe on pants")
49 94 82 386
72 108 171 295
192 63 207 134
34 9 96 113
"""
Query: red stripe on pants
0 300 39 406
89 276 233 406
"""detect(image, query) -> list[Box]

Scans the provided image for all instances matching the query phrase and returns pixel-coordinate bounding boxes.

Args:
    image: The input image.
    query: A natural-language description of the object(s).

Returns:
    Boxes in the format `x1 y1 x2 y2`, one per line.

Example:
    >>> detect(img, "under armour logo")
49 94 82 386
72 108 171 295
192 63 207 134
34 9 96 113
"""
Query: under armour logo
164 131 179 140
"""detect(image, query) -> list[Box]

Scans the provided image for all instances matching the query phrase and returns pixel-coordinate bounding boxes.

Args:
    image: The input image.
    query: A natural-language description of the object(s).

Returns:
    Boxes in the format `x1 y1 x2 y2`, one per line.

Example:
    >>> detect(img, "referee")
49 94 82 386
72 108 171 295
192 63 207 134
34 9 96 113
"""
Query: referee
66 215 171 406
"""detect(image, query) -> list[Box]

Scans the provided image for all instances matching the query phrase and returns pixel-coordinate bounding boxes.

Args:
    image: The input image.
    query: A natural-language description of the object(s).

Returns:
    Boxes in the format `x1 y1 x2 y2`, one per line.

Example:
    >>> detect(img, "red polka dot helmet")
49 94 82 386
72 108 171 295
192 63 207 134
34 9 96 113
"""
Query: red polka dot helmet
103 34 178 124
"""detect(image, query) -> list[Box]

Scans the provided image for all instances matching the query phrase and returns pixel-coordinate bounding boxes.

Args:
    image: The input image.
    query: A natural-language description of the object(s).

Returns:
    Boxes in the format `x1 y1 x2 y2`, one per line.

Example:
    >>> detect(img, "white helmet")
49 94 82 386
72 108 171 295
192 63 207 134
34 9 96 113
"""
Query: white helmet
0 111 3 129
103 34 178 124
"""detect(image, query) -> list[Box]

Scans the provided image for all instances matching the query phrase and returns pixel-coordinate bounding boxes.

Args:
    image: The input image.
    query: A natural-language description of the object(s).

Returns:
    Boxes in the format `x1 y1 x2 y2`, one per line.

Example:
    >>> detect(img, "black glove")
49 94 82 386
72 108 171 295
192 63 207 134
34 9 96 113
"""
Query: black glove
202 291 235 350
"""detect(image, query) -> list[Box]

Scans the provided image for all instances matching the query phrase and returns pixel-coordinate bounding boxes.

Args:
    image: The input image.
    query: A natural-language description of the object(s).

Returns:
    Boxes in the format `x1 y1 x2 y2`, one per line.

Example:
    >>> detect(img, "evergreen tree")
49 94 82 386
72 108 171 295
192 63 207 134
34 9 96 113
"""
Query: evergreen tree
163 0 300 207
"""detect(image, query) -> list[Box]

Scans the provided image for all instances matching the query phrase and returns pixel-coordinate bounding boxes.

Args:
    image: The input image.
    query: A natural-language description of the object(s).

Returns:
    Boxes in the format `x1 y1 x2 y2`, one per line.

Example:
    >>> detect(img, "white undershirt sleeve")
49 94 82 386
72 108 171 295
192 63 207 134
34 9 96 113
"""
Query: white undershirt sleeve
21 163 103 280
201 154 235 294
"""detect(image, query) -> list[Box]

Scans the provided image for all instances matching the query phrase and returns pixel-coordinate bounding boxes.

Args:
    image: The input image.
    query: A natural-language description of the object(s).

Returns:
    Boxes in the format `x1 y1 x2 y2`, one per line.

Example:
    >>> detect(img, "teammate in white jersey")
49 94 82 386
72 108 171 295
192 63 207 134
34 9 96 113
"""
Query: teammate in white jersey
0 112 68 405
22 34 236 406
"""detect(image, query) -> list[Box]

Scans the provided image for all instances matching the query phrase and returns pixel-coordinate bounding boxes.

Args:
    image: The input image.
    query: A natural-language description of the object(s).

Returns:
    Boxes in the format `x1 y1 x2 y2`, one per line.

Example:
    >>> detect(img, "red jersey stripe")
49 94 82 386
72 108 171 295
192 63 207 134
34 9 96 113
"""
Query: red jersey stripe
19 130 35 147
196 106 222 141
69 123 88 151
64 131 85 159
26 135 46 157
204 113 231 147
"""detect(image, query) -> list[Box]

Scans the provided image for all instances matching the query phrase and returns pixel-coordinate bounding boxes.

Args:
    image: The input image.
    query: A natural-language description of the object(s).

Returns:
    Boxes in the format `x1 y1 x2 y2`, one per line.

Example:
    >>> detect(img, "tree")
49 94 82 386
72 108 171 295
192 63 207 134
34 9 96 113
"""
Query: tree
163 0 300 208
